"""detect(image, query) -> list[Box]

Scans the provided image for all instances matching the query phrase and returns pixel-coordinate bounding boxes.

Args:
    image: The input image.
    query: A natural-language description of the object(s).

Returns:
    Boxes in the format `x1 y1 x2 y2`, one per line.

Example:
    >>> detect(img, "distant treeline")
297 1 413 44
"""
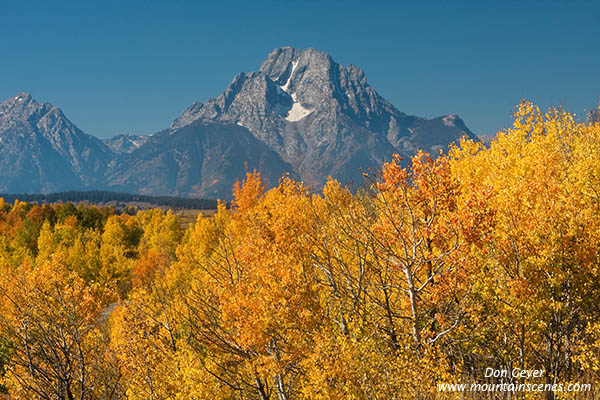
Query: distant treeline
0 190 218 209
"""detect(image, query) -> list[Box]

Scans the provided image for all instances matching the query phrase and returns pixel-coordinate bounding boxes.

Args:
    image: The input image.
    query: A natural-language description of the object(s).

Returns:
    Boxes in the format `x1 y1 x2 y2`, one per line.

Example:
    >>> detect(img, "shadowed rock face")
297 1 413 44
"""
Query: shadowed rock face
0 93 113 193
104 121 294 199
1 47 479 199
169 46 478 189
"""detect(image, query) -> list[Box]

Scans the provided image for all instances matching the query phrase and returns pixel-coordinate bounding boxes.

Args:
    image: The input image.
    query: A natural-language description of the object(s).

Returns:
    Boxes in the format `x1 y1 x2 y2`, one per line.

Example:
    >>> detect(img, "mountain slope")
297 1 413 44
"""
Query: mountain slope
105 121 294 198
0 93 113 193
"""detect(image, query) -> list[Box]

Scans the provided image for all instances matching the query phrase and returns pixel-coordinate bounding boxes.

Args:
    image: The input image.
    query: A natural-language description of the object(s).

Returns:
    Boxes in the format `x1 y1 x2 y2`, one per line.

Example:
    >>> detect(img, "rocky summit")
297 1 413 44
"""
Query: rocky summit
0 93 113 193
0 47 480 199
168 47 478 189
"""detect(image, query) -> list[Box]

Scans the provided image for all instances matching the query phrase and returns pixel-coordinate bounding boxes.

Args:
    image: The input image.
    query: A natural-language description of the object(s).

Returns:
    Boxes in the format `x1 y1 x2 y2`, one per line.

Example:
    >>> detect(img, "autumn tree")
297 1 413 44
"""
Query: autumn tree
2 101 600 399
0 260 122 399
450 101 600 396
301 151 492 398
170 173 323 399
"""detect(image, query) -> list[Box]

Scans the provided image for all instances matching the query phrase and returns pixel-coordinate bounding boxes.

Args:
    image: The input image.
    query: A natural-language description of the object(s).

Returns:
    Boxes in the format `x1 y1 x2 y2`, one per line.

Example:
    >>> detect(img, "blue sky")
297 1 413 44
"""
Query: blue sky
1 1 598 138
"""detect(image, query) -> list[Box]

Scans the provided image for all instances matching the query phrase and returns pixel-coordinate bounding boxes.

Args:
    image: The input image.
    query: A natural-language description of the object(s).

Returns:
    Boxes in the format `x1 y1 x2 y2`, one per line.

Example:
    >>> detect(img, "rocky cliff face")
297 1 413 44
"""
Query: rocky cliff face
0 47 480 199
0 93 113 193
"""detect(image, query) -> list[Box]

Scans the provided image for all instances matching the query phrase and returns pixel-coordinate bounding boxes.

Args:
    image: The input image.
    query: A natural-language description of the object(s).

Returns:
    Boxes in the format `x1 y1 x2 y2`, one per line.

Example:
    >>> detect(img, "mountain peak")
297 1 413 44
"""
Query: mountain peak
0 92 49 122
163 46 478 191
12 92 33 102
2 92 37 108
442 113 459 126
259 47 334 84
0 93 113 193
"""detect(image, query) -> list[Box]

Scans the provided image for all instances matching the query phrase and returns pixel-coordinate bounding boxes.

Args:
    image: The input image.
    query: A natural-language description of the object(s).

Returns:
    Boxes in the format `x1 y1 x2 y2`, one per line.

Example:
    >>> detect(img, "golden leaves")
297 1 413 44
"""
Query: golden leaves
1 102 600 398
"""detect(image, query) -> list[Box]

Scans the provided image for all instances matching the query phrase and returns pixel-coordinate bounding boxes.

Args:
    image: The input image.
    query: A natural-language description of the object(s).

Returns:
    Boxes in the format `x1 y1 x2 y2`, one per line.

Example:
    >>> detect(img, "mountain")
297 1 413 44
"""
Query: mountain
167 47 477 188
0 93 113 193
104 121 293 199
1 47 479 199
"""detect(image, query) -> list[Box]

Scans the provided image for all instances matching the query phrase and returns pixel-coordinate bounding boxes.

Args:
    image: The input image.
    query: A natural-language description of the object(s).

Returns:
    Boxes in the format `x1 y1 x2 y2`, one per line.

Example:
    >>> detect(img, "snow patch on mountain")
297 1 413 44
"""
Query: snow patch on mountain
285 93 313 121
281 61 298 93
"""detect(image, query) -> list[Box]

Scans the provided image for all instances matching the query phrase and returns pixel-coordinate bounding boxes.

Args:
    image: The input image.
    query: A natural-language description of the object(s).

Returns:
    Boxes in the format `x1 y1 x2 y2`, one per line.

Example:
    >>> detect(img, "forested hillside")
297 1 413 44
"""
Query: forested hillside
0 102 599 399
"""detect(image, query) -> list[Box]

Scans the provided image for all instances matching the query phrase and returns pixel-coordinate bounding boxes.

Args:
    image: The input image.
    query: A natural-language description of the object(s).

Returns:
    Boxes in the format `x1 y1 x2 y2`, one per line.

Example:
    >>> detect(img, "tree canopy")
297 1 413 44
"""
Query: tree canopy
0 101 599 399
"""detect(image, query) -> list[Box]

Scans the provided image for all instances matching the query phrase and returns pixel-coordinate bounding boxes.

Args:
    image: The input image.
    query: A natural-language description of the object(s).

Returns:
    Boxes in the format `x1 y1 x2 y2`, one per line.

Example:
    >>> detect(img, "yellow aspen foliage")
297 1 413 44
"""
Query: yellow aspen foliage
450 101 600 387
136 209 183 260
110 288 182 399
173 172 323 400
99 215 142 296
0 260 118 399
1 101 600 399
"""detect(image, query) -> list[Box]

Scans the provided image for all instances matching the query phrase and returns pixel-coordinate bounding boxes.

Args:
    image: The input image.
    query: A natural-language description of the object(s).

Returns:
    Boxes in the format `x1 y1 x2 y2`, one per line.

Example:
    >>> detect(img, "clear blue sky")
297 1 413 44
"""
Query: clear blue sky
1 1 598 138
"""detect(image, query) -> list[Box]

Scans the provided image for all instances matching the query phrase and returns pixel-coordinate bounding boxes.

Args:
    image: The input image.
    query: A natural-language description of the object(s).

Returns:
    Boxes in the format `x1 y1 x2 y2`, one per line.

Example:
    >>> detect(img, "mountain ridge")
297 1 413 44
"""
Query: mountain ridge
0 92 113 193
1 47 480 199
